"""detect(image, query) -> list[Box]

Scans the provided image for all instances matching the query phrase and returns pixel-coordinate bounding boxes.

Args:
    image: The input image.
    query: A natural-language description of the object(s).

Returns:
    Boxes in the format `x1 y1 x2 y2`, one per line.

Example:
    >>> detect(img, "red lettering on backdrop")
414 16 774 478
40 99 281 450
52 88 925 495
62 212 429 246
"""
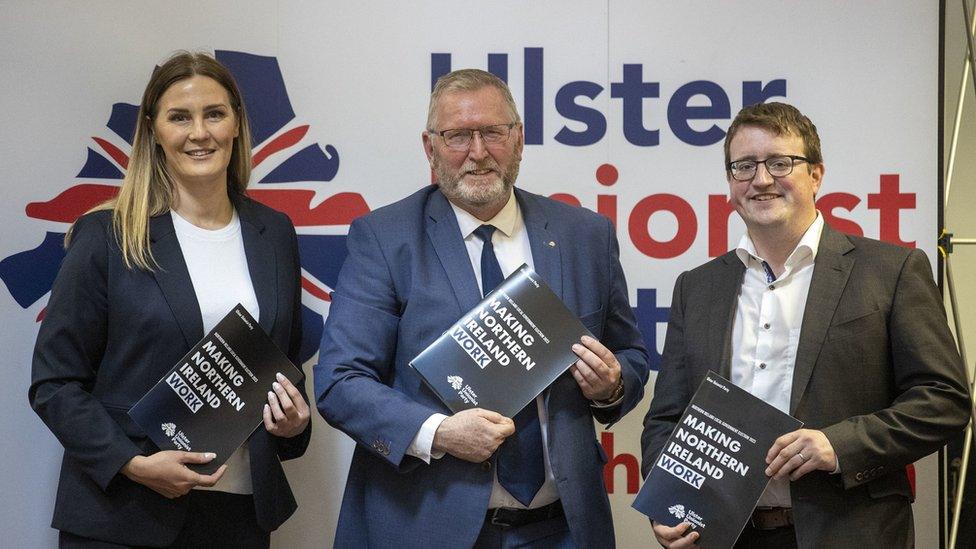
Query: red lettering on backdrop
547 167 915 259
549 193 582 207
597 163 619 228
601 431 640 494
629 194 697 259
816 193 863 236
598 195 617 229
708 195 736 257
868 174 916 247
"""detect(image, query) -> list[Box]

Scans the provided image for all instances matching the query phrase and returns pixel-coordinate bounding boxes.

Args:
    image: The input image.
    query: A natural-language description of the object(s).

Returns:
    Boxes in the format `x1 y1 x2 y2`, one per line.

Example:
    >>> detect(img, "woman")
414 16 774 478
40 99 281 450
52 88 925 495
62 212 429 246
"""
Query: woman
29 52 311 548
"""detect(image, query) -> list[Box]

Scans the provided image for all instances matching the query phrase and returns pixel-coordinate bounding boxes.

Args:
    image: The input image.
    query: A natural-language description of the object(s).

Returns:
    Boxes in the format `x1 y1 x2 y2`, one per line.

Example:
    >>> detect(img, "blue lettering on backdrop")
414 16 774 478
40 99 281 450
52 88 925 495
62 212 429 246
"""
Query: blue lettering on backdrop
667 80 730 146
555 81 606 146
610 64 660 146
430 48 786 147
633 288 670 371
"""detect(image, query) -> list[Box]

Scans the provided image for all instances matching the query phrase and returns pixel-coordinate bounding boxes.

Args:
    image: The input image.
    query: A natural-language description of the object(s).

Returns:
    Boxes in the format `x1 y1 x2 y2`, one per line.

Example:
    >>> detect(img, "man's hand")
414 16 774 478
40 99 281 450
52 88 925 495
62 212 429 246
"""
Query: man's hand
652 521 700 548
431 408 515 463
571 335 622 401
263 372 311 438
765 428 837 481
121 451 227 499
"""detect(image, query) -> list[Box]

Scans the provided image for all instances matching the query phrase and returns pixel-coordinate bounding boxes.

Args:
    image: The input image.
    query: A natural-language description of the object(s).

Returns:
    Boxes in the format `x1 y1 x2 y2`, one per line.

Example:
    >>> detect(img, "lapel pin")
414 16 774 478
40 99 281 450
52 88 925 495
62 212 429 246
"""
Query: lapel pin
547 240 556 247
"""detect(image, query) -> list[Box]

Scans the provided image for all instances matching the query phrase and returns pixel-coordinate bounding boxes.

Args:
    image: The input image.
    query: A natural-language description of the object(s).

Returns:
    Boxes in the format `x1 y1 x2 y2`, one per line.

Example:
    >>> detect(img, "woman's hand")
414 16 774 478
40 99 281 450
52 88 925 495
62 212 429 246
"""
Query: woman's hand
263 372 310 438
121 451 227 498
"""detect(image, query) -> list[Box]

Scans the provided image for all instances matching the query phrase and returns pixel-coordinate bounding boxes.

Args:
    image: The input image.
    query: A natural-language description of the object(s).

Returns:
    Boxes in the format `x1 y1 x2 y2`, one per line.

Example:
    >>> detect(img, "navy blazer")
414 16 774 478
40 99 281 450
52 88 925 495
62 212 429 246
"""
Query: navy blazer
29 197 310 547
315 186 649 548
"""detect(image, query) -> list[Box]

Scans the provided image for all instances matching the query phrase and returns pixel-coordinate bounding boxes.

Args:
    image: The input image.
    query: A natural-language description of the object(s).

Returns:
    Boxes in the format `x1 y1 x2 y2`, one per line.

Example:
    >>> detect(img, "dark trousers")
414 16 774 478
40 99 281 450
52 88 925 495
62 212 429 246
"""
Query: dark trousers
473 514 575 549
59 491 269 549
733 523 798 549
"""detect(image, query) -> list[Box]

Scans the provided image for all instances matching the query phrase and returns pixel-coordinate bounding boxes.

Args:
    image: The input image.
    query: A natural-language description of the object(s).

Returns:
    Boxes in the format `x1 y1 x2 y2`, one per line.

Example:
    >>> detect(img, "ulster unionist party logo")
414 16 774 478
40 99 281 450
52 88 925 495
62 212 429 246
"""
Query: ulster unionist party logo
0 50 368 363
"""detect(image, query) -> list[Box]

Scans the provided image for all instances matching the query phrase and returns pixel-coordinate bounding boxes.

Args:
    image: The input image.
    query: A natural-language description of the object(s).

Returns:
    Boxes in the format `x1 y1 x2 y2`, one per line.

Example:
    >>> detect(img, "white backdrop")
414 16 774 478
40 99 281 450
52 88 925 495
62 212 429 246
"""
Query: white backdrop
0 2 942 547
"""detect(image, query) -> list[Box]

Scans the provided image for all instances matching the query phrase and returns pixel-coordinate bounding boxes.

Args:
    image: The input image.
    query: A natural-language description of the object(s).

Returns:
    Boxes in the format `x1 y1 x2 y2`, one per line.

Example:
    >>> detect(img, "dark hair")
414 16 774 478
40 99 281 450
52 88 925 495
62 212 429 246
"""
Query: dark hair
724 102 822 169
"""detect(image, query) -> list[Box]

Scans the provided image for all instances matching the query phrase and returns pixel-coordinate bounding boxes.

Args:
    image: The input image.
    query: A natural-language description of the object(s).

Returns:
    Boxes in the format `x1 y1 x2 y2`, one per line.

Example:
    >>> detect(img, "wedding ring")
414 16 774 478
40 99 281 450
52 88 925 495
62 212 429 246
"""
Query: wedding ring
797 452 808 461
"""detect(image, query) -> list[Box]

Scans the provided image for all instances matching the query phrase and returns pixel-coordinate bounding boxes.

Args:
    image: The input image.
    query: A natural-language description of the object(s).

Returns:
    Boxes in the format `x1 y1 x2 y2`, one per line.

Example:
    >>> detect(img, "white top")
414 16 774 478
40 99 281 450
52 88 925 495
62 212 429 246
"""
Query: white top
730 213 824 508
406 190 560 509
171 209 259 495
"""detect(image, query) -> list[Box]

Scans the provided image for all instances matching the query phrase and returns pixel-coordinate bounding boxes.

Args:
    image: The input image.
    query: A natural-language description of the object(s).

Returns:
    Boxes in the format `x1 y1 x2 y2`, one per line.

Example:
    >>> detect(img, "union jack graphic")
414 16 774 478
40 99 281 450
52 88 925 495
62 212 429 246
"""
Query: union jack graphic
0 50 368 363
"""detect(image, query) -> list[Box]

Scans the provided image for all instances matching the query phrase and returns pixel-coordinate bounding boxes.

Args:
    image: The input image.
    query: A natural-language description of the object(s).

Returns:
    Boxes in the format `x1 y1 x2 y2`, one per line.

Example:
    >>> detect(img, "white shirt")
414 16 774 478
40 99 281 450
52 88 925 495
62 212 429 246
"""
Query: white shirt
406 190 560 509
730 213 823 508
172 209 259 495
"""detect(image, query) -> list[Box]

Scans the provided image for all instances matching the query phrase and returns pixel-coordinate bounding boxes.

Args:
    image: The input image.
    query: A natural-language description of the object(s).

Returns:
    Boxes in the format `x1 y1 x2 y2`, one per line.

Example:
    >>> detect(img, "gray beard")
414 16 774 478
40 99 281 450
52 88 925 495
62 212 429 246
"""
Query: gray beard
434 160 520 209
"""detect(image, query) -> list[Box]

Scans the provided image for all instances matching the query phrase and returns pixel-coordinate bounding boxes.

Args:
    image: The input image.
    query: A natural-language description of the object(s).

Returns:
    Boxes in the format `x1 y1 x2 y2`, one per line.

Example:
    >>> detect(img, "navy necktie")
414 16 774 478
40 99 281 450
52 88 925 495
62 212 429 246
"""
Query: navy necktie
473 224 544 506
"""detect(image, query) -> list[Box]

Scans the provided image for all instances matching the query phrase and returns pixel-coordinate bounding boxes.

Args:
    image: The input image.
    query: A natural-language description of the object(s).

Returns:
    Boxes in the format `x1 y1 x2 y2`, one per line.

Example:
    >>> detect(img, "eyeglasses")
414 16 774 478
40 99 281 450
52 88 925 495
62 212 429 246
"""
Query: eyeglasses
429 123 517 150
728 155 811 181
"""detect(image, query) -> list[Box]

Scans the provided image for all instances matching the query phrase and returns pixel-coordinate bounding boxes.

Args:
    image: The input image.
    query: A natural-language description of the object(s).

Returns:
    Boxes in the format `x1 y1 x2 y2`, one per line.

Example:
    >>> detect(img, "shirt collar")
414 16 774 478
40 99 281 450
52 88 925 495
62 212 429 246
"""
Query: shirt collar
449 188 519 239
735 212 825 268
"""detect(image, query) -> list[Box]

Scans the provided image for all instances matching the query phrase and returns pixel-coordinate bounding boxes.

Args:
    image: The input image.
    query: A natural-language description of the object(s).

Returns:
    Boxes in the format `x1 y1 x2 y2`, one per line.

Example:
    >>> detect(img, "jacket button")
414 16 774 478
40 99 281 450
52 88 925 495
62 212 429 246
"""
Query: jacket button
482 461 491 471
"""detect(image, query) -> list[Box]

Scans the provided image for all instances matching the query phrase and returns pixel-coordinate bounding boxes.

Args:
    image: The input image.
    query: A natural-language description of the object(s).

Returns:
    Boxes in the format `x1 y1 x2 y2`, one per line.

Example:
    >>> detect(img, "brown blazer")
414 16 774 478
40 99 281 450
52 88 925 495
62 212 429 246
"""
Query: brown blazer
641 223 970 548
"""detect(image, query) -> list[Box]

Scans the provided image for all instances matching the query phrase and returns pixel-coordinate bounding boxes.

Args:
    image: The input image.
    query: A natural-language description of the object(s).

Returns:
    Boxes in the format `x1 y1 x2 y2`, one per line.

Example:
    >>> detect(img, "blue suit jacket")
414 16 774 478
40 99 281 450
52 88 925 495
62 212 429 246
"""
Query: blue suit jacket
29 197 310 546
315 186 649 548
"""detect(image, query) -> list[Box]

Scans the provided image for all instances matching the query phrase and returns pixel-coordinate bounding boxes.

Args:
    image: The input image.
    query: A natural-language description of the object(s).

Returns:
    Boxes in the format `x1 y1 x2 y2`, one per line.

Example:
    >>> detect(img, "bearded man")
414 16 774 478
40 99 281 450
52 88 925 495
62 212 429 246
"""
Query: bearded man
315 69 649 548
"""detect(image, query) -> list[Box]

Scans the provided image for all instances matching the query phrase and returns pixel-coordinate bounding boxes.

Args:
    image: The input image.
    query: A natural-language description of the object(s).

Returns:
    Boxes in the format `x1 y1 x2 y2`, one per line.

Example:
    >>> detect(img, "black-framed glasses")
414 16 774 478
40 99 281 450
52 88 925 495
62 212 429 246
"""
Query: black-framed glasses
728 155 811 181
429 123 517 150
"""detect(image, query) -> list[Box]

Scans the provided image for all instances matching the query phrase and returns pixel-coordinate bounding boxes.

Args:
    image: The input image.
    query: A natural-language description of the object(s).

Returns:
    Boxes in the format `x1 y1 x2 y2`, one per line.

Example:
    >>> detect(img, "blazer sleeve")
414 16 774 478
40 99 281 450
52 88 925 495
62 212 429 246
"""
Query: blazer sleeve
28 214 143 491
313 217 441 470
592 219 651 426
821 248 971 489
640 271 693 479
273 217 311 461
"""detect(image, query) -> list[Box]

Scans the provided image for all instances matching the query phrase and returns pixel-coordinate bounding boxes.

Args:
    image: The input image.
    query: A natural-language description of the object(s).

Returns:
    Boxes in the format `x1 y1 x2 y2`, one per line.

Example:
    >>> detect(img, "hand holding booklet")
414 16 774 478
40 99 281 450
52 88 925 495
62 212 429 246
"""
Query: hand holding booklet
129 305 304 474
410 264 591 418
633 371 802 548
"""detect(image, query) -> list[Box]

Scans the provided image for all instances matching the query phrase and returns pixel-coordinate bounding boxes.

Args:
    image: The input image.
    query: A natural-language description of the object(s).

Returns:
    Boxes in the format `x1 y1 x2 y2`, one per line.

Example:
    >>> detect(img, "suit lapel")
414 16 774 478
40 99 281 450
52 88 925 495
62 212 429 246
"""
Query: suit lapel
238 199 277 335
150 213 204 347
709 253 745 379
516 189 563 418
790 225 855 413
425 189 482 313
517 189 563 299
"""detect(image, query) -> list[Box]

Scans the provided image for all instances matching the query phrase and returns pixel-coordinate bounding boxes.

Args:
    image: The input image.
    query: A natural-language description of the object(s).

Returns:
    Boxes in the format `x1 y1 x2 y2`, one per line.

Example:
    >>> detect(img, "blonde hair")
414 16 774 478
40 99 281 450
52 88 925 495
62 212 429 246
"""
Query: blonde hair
67 51 253 270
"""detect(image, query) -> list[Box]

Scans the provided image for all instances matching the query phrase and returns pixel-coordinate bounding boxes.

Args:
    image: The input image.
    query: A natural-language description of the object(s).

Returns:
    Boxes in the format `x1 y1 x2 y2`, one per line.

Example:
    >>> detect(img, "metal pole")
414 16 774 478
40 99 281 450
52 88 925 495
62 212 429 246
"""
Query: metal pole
945 3 976 208
946 247 976 549
946 3 976 545
963 0 976 96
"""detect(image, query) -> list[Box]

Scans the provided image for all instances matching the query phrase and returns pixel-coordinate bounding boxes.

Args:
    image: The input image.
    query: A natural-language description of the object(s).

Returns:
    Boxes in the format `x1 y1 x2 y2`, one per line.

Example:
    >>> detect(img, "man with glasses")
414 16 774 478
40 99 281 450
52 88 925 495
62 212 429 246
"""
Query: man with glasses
316 68 649 548
641 102 970 548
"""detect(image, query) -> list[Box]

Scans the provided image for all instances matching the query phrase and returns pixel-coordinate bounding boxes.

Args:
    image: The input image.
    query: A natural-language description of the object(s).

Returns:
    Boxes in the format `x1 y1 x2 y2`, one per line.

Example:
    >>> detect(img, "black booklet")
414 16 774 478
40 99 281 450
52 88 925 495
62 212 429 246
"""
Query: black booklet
410 264 591 418
633 371 803 548
129 305 304 474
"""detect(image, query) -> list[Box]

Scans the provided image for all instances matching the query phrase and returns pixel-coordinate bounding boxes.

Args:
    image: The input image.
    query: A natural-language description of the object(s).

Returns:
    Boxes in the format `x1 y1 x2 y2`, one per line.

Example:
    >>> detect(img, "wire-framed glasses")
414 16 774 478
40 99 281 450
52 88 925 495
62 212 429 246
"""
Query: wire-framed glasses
429 123 517 150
